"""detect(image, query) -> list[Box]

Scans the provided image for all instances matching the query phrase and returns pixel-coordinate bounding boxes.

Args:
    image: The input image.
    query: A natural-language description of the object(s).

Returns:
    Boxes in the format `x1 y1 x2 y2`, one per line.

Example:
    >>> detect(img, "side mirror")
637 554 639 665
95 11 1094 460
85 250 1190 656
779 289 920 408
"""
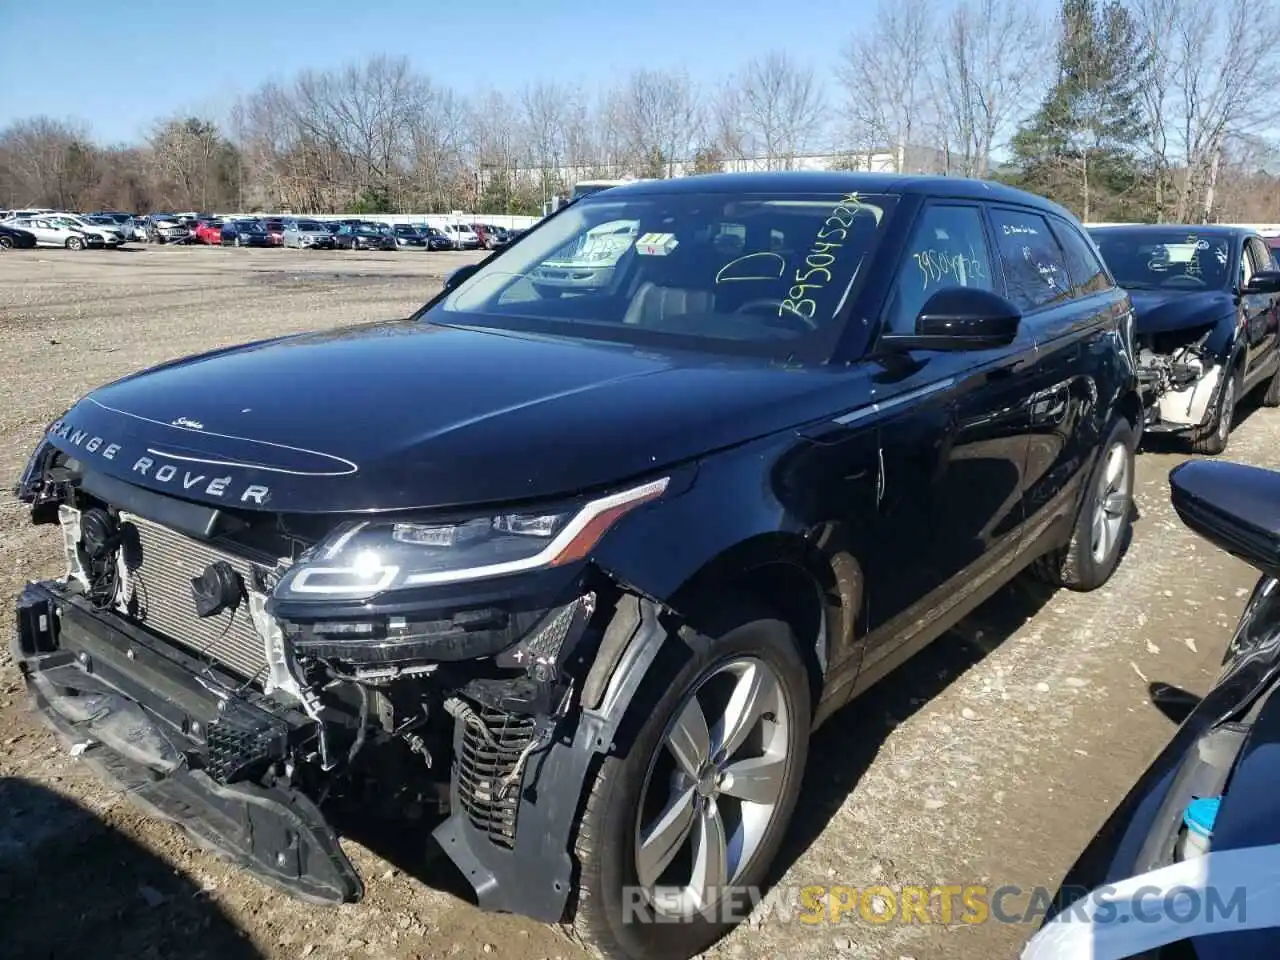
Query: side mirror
880 286 1021 353
1243 270 1280 295
1170 459 1280 578
443 263 480 291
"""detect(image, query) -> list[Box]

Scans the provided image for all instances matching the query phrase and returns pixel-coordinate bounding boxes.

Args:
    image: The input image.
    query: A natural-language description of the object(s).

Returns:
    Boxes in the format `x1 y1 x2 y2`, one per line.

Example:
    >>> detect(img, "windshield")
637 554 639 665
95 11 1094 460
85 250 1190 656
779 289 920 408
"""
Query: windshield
237 221 265 233
427 189 896 360
296 220 323 230
1090 229 1232 290
394 225 417 234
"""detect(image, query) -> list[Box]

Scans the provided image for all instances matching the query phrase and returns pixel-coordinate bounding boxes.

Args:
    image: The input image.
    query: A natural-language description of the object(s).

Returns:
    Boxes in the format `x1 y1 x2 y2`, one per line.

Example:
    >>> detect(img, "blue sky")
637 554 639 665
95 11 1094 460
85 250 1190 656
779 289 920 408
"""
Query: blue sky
0 0 894 143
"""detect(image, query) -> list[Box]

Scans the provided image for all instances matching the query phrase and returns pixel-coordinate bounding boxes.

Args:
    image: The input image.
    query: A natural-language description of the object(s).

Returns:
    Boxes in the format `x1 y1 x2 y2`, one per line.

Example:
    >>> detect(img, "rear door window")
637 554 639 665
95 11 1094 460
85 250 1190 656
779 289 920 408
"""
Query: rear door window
883 203 995 334
1051 219 1112 297
1248 237 1276 272
990 209 1072 311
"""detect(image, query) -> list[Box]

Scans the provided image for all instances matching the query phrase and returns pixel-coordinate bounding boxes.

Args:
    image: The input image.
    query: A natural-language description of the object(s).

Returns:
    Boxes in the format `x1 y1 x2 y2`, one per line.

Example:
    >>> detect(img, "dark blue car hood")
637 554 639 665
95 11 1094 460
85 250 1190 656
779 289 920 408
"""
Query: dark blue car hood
40 319 864 514
1127 288 1235 335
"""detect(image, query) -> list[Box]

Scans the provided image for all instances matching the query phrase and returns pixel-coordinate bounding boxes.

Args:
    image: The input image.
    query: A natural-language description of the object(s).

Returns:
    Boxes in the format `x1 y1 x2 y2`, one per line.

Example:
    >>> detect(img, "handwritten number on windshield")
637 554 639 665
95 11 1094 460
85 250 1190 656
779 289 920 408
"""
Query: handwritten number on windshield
781 192 863 322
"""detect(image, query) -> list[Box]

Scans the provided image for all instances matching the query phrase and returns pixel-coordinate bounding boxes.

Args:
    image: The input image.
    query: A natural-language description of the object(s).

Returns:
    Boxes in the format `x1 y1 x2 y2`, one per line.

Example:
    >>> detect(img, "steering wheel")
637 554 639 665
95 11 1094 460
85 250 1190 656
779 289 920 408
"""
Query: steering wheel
734 298 820 331
1162 274 1208 288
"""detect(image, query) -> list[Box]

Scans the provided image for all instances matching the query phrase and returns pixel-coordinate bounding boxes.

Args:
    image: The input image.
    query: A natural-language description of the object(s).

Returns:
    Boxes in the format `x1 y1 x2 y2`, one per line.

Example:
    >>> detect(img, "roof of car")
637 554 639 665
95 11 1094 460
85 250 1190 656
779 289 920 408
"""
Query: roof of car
1088 223 1257 239
600 171 1079 220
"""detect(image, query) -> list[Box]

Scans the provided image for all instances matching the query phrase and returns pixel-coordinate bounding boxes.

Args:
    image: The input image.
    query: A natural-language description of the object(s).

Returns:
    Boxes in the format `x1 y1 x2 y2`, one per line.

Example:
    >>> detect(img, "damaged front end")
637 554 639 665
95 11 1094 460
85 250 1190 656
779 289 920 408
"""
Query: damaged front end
11 441 678 922
1135 323 1226 433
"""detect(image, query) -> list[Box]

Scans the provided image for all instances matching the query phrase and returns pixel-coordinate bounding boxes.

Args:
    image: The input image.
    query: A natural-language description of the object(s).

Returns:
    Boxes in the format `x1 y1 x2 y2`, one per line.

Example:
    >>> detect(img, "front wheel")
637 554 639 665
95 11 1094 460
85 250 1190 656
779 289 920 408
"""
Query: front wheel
1191 368 1238 455
1261 360 1280 408
1031 416 1136 591
569 605 811 960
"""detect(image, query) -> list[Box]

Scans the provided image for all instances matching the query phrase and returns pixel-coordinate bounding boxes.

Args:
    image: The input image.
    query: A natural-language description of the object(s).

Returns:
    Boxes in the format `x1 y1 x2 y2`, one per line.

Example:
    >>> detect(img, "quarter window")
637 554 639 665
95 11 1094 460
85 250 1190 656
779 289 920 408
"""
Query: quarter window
990 209 1072 311
884 204 995 334
1052 220 1111 298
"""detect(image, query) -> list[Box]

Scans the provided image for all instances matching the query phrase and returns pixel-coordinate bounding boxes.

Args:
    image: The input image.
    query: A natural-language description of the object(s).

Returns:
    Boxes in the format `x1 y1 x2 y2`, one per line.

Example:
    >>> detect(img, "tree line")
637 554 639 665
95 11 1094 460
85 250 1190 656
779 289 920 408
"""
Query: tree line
2 0 1277 223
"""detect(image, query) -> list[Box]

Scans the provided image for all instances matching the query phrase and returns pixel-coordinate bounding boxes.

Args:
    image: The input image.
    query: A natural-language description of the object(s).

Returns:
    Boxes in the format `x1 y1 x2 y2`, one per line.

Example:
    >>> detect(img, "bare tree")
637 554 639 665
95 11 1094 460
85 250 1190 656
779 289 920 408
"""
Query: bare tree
0 117 99 209
709 82 750 167
149 116 224 209
521 82 570 201
1165 0 1280 221
933 0 1047 176
840 0 933 169
738 51 825 169
611 69 703 176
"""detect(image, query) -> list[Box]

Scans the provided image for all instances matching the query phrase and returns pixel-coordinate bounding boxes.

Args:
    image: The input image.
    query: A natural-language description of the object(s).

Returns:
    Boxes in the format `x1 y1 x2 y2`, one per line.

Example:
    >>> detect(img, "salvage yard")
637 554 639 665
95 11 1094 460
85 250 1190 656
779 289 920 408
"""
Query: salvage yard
0 244 1276 960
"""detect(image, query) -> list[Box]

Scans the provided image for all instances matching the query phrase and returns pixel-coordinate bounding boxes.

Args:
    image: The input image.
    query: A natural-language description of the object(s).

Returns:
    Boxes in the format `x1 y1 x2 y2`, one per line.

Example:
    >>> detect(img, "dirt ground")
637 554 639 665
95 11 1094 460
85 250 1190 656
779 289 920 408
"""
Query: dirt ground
0 244 1273 960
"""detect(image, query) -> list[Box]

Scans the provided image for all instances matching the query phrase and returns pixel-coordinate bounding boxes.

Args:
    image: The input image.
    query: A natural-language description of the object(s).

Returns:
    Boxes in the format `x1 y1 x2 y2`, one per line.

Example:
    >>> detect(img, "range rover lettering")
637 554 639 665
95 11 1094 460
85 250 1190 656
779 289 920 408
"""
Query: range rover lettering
12 173 1141 960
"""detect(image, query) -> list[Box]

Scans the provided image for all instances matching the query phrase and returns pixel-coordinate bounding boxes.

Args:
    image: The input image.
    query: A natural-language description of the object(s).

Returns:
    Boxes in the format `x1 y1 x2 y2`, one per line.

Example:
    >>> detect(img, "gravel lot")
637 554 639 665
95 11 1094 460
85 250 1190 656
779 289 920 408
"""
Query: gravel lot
0 244 1275 960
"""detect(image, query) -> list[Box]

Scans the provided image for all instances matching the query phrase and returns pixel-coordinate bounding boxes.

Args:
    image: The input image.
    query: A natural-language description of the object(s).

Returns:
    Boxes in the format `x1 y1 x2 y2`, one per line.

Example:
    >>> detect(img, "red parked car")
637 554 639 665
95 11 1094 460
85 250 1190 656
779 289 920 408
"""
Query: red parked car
262 218 285 246
193 219 224 245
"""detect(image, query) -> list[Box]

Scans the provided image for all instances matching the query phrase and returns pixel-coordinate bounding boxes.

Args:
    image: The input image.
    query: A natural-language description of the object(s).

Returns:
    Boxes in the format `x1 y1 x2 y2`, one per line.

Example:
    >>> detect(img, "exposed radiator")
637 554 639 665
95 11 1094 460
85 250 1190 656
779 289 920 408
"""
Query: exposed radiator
119 512 272 680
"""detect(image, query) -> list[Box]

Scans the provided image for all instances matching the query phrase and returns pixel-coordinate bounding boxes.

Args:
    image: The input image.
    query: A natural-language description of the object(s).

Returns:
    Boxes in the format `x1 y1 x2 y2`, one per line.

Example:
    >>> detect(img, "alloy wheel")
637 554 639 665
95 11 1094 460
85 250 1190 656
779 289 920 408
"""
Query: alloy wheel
1217 377 1236 444
1090 440 1130 563
634 656 791 918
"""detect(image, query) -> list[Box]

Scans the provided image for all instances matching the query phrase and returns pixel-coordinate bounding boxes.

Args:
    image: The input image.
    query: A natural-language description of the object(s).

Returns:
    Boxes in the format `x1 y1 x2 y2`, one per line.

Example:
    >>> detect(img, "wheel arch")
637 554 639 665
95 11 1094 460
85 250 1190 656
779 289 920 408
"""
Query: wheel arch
651 529 863 708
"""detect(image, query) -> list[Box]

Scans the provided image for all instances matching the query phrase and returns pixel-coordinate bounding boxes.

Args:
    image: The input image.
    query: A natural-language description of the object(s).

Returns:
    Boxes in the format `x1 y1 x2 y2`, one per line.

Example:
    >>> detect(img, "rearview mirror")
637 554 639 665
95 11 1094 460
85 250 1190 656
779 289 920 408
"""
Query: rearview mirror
443 263 480 291
1170 459 1280 578
880 286 1021 353
1243 270 1280 295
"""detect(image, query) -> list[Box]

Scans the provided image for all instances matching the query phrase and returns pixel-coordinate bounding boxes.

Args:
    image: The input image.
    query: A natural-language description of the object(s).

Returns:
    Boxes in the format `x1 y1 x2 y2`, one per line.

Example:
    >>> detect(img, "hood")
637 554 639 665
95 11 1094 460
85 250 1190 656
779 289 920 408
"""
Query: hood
42 320 860 514
1127 288 1236 335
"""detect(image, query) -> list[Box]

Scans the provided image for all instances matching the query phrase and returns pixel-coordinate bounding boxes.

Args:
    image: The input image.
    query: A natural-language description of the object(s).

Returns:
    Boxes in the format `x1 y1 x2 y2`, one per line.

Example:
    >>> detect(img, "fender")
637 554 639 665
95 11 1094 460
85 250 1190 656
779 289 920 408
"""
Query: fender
592 429 876 698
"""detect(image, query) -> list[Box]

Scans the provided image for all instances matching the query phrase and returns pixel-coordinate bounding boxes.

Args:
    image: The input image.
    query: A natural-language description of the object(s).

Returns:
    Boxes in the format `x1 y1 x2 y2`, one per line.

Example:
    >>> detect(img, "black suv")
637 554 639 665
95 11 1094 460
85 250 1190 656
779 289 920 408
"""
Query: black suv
12 173 1140 960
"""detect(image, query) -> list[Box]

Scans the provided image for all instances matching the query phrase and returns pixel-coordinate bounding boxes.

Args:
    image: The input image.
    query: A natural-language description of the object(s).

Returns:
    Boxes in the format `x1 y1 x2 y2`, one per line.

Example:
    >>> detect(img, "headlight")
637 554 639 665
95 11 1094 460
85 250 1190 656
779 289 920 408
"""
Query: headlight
274 477 668 601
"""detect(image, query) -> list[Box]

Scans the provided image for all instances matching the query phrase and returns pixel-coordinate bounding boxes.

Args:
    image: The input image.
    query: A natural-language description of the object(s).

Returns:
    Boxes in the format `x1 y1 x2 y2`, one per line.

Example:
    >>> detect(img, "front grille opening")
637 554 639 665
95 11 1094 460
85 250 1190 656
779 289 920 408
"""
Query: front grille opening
456 706 538 848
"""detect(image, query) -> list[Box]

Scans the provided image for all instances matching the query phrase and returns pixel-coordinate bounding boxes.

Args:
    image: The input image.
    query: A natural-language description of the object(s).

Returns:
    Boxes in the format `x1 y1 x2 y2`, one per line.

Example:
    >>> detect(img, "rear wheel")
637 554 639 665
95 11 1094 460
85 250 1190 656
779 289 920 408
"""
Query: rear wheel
1261 361 1280 408
1191 367 1238 455
66 236 84 251
569 604 810 960
1031 416 1135 591
0 236 13 250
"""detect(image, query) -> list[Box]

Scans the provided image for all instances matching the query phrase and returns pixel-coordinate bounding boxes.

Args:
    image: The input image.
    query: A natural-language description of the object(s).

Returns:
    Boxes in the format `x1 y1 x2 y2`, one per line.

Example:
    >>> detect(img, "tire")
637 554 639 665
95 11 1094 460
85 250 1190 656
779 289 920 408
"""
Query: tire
1031 416 1136 592
1261 360 1280 408
1191 366 1239 455
66 236 84 251
569 603 811 960
0 236 12 250
232 236 241 248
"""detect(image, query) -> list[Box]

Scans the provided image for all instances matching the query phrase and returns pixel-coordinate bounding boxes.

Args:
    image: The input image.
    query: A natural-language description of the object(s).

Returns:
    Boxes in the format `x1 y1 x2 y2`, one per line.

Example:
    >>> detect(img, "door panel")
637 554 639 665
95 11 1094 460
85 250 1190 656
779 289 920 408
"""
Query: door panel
1242 238 1279 388
857 340 1035 679
842 200 1037 683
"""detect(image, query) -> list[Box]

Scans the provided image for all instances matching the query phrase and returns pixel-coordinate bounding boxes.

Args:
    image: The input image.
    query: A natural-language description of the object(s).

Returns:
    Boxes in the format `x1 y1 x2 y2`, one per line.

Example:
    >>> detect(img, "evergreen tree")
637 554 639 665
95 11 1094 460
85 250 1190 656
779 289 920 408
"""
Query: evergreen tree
1008 0 1150 221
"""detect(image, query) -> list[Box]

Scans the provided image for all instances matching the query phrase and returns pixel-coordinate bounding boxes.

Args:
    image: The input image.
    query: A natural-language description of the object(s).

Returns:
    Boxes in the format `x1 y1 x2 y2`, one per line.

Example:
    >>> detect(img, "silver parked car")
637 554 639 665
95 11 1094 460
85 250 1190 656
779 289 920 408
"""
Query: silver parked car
119 217 149 241
2 216 103 249
51 214 125 247
282 218 336 249
145 214 191 244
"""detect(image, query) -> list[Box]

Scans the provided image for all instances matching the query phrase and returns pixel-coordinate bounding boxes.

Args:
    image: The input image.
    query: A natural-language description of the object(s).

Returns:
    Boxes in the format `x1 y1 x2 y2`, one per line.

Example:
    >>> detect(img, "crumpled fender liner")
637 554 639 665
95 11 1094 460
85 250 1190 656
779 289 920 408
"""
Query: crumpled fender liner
434 594 681 923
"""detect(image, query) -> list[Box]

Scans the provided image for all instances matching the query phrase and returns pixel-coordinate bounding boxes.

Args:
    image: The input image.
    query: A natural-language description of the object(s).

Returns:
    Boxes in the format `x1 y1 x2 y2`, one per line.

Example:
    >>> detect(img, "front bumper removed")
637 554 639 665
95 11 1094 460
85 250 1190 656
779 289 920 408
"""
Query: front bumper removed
12 578 675 925
11 580 362 904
